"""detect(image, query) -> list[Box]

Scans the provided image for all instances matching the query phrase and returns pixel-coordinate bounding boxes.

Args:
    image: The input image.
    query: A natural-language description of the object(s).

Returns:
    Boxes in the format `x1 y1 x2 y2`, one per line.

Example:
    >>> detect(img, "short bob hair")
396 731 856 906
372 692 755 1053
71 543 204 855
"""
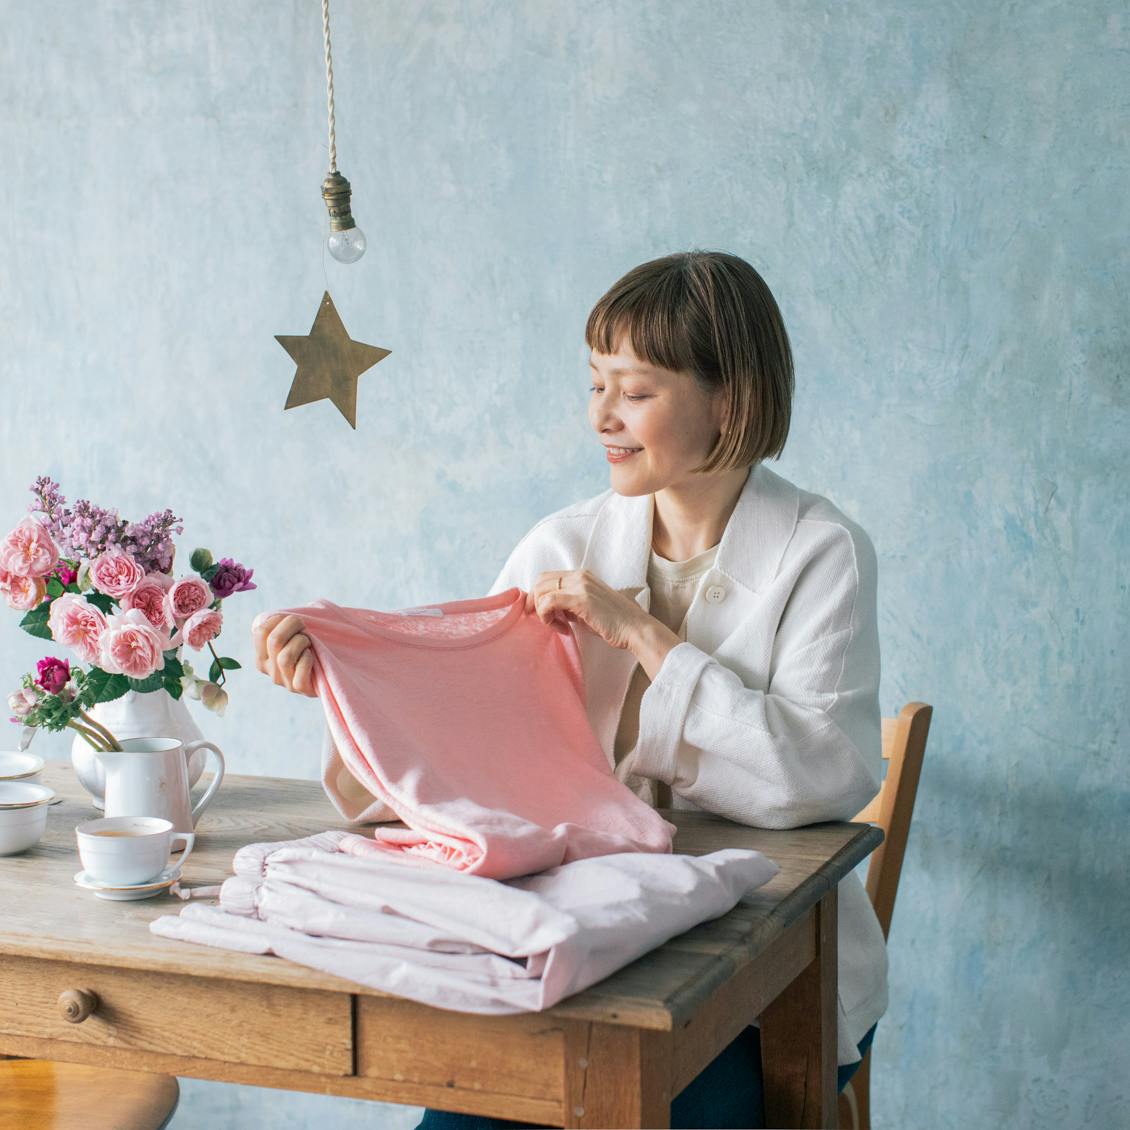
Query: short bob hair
584 249 794 475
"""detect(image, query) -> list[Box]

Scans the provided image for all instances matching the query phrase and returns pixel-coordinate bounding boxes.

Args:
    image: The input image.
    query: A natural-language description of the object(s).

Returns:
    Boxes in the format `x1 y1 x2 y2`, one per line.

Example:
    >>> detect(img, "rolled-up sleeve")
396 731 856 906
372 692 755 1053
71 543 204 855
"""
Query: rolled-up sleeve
629 523 882 829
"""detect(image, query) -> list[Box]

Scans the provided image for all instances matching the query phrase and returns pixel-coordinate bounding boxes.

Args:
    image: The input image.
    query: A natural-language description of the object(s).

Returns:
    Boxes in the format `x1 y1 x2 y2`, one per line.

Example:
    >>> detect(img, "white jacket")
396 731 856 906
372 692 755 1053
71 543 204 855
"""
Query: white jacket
482 461 888 1066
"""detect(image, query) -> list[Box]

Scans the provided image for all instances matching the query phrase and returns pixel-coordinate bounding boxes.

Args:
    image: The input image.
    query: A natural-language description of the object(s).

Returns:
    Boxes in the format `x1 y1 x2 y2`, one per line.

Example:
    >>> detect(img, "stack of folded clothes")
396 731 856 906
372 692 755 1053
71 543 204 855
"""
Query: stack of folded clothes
150 828 779 1012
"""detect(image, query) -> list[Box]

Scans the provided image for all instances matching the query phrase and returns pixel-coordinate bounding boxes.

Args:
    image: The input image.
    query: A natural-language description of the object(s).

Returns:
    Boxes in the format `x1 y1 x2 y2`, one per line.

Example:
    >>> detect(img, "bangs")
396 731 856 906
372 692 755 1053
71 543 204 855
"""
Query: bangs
584 262 704 381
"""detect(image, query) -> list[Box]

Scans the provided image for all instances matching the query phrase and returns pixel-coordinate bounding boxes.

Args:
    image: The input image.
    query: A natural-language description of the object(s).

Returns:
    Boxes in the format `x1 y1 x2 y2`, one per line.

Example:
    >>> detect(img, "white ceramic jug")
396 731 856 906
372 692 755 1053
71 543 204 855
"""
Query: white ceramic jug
72 687 209 809
96 737 225 834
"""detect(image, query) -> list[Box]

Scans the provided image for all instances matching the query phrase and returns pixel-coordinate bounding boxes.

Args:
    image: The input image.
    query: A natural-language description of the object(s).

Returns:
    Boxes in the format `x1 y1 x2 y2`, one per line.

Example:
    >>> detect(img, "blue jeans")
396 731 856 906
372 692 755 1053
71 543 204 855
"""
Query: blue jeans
415 1021 877 1130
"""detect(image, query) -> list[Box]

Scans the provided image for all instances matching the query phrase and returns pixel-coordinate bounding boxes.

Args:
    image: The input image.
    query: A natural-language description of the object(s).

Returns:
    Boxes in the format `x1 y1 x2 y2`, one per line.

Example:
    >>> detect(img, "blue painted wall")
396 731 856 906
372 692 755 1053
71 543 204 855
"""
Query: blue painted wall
1 2 1125 1126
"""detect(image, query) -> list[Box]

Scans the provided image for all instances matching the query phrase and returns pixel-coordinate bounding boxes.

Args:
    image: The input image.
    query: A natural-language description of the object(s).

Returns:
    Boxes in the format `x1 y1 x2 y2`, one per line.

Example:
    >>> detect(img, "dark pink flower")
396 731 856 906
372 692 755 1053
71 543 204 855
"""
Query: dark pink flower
35 657 71 695
209 558 256 600
50 560 79 587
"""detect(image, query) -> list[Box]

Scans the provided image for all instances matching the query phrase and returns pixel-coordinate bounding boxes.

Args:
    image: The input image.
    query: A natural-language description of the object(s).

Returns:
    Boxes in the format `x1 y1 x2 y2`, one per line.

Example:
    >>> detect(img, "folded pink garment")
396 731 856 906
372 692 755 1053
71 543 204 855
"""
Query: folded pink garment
149 829 780 1013
269 587 676 879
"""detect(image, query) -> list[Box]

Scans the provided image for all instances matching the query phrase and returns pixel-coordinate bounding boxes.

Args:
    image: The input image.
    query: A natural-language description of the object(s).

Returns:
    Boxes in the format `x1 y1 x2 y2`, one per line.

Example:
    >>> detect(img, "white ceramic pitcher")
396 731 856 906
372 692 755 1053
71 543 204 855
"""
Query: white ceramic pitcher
96 737 225 834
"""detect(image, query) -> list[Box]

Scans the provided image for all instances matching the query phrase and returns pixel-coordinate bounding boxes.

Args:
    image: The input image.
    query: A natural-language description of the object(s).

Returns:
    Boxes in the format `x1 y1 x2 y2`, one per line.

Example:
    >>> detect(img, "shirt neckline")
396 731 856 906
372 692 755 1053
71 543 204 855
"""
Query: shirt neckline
648 542 719 581
357 586 527 649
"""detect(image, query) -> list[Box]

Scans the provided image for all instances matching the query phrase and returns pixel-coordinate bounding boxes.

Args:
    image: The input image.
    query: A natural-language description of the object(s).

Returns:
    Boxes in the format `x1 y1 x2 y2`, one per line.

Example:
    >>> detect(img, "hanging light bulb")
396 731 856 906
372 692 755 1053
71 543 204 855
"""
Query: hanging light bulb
322 170 366 263
319 1 365 265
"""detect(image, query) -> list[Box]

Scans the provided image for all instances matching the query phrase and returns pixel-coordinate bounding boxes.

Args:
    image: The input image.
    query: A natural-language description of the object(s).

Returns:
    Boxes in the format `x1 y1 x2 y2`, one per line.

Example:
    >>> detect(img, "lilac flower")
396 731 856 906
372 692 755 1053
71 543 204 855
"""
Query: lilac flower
209 558 256 599
28 476 69 547
27 478 183 574
122 509 183 574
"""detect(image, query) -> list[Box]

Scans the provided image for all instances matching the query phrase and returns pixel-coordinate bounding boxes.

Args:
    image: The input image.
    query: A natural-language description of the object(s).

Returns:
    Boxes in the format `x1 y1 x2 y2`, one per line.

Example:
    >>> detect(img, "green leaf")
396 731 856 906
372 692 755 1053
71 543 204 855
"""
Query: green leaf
127 672 164 694
85 592 116 615
162 656 184 679
18 605 53 640
33 697 75 732
208 659 222 684
46 577 64 598
63 582 81 594
163 675 183 701
84 667 130 704
217 657 241 670
201 564 219 583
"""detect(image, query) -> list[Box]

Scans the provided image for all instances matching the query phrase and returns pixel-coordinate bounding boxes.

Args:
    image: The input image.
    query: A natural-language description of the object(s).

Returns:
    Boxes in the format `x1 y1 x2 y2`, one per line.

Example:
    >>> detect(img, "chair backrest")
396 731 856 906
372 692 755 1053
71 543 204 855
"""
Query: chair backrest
851 702 933 940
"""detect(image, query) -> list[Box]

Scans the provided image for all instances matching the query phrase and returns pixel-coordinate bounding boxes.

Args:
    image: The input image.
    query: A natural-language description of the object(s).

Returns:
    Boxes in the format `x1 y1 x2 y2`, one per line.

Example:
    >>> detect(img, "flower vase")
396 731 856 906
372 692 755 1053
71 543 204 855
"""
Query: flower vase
70 686 207 809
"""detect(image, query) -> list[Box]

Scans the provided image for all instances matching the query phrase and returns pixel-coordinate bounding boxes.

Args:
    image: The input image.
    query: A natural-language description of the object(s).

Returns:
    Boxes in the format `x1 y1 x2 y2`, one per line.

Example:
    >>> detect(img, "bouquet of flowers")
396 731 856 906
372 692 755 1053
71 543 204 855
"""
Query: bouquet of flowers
2 476 255 752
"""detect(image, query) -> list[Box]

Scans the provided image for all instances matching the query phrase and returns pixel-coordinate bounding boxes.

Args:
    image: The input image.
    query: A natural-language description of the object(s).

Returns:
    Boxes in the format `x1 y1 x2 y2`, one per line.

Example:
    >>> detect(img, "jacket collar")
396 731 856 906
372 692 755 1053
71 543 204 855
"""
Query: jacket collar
580 461 801 605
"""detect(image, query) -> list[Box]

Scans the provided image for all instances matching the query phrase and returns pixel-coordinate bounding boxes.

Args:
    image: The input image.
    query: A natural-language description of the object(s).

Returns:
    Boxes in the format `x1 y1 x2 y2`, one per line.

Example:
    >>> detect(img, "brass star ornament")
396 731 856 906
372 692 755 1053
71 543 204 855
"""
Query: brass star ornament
276 291 390 428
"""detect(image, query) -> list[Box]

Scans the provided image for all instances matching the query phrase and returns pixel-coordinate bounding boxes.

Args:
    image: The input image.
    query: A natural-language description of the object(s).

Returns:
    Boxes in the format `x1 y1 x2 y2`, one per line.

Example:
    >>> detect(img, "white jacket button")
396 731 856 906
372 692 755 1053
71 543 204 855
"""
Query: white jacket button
705 584 726 604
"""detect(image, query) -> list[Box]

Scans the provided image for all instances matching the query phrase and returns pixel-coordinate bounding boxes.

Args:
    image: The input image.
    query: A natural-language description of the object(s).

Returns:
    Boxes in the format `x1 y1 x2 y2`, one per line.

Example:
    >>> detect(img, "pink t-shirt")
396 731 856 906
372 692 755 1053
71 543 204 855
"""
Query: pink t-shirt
271 586 676 880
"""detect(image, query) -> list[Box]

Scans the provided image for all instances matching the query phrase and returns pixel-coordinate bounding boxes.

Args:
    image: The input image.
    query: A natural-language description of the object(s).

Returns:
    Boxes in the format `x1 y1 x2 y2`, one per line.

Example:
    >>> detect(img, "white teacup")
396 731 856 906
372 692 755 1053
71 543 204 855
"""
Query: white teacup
76 815 195 886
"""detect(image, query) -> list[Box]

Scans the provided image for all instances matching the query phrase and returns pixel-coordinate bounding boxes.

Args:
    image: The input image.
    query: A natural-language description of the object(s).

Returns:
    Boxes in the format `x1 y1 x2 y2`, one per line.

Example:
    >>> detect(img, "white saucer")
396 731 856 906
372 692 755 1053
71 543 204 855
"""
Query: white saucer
73 863 183 901
0 751 44 781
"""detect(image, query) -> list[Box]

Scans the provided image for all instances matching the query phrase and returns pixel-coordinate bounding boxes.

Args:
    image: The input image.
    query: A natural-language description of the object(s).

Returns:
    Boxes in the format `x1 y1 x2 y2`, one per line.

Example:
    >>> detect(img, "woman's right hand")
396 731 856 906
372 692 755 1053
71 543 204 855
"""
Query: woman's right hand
252 613 318 697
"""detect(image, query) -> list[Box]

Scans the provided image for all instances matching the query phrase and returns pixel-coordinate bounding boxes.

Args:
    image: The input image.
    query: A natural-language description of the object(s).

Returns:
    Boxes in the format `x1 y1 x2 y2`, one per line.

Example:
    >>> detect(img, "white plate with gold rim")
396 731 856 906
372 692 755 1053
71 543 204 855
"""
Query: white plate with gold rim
0 752 44 782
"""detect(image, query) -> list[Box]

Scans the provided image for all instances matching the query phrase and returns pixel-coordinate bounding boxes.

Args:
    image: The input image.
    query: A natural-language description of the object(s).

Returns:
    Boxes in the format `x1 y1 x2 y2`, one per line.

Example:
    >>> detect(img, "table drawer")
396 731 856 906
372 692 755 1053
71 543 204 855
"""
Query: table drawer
0 956 352 1075
358 996 563 1101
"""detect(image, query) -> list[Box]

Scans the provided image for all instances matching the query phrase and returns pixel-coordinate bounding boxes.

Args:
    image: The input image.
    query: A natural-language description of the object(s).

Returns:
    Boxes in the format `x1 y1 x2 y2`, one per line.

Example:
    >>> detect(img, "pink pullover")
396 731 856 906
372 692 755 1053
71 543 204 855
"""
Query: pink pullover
271 587 676 880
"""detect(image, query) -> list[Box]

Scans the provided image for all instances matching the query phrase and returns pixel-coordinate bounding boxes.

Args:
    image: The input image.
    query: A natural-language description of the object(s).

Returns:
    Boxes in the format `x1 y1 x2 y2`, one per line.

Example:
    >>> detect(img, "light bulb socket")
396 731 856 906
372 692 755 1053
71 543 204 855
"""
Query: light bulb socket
321 170 357 232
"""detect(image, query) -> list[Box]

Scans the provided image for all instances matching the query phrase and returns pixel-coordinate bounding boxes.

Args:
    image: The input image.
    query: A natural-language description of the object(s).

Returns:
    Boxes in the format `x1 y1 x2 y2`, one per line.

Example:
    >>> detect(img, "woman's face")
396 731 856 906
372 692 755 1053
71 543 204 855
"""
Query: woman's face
587 339 726 497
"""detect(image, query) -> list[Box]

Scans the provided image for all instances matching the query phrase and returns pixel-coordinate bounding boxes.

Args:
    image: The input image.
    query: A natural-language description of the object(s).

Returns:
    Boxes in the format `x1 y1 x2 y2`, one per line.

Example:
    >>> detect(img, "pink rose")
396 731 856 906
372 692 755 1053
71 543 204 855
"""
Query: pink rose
121 573 174 631
0 518 59 578
98 608 169 680
0 569 47 611
48 593 109 666
183 608 223 650
165 576 212 623
89 550 145 599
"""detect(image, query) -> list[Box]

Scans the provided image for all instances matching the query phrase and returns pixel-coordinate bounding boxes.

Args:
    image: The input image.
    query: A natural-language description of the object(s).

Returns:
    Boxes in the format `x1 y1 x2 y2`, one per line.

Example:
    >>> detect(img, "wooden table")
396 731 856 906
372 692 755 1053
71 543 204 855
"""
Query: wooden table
0 764 881 1128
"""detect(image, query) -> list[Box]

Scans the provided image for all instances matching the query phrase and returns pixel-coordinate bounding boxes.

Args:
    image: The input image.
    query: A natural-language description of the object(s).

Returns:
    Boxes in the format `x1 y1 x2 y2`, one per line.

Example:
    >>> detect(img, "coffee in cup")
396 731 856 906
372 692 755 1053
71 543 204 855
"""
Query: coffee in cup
76 815 195 886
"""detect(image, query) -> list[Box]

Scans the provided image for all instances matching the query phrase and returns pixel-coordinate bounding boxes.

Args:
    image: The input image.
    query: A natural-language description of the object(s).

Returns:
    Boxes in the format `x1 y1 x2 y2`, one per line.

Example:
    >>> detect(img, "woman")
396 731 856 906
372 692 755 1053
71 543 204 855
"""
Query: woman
253 250 885 1129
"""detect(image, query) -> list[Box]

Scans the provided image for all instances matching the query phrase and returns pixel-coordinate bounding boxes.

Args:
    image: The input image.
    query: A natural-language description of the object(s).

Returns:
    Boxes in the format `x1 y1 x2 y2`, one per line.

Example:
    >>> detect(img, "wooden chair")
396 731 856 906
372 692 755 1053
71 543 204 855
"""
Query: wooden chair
0 1058 178 1129
838 701 933 1130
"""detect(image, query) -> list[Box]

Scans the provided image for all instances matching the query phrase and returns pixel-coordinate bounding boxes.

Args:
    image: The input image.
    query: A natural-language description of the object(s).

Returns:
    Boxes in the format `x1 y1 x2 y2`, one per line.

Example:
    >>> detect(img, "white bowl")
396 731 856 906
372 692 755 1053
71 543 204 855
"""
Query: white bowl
0 751 44 783
0 781 56 854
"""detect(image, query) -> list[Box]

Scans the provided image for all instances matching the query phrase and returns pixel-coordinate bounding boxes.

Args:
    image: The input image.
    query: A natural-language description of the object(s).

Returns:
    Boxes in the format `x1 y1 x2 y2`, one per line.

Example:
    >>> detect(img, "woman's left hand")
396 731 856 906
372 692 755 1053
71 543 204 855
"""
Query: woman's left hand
525 570 646 651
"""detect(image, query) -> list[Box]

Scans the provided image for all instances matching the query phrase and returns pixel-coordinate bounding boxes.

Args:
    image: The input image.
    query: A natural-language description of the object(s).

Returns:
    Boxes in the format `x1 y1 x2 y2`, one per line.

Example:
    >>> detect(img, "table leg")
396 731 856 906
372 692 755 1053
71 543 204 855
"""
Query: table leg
562 1022 671 1128
760 888 838 1128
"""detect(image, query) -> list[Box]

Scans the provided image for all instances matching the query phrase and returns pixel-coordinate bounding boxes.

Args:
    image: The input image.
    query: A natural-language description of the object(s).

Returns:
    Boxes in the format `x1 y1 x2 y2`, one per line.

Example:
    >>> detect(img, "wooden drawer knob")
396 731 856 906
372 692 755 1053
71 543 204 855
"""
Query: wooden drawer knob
58 988 99 1023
